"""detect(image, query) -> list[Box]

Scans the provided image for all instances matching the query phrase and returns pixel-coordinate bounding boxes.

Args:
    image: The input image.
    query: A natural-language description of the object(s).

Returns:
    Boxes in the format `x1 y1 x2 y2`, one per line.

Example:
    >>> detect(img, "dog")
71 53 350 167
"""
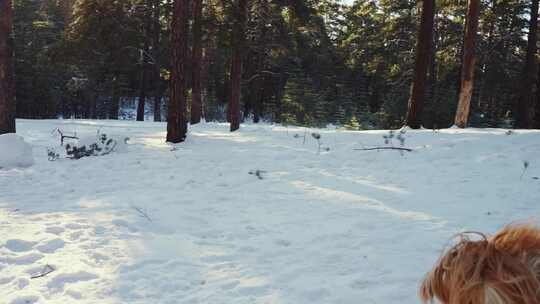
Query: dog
420 223 540 304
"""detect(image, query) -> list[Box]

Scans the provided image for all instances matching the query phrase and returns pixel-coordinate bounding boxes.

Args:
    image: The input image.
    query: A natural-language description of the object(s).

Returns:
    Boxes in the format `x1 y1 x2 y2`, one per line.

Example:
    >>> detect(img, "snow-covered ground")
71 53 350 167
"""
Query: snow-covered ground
1 119 539 304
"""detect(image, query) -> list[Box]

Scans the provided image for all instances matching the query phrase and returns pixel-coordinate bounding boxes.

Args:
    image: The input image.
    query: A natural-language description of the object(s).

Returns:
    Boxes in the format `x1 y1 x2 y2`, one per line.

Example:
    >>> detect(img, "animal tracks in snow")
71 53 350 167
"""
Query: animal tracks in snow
35 238 65 253
4 239 37 253
0 210 134 303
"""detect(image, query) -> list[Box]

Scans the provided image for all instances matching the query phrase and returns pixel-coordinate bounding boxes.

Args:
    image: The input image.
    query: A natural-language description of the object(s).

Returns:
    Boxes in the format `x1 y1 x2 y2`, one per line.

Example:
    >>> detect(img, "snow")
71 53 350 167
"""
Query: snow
1 119 539 303
0 133 34 169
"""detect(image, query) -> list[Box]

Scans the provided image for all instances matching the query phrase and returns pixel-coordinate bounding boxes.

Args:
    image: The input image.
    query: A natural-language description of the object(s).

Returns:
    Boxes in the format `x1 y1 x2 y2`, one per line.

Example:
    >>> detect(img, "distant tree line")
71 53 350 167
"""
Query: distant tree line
1 0 540 139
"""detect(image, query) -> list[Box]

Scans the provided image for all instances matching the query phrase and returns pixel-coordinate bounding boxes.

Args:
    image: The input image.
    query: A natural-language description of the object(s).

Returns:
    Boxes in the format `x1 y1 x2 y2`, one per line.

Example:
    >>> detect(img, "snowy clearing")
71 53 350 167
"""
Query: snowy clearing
1 119 539 304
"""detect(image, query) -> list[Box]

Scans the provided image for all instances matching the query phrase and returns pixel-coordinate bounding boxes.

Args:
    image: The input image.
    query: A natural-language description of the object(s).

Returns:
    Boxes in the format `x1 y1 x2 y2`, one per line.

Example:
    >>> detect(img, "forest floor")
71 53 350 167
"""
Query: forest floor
1 119 540 304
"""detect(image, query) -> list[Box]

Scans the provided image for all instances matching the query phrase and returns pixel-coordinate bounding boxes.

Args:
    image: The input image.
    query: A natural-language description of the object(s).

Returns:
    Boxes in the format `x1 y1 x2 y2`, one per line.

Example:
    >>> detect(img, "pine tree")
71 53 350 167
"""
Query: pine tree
229 0 248 132
405 0 435 129
0 0 16 134
191 0 203 124
335 105 347 126
167 0 189 143
137 0 153 122
152 0 162 122
454 0 480 128
515 0 539 129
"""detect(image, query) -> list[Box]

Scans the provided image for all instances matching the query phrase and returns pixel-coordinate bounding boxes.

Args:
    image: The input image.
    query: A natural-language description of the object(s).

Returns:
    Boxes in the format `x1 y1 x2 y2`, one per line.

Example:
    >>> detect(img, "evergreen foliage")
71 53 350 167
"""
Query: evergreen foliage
7 0 540 129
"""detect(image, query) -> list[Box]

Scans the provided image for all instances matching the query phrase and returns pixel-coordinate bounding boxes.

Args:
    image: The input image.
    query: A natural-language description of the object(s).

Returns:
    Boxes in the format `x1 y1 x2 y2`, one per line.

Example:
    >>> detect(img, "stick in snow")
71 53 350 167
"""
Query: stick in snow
133 206 152 222
31 265 55 279
354 147 413 152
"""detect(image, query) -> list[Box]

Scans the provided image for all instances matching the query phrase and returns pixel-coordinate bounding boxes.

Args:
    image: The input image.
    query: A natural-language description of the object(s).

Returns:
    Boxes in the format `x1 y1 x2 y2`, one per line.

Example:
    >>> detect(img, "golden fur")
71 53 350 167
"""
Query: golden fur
420 224 540 304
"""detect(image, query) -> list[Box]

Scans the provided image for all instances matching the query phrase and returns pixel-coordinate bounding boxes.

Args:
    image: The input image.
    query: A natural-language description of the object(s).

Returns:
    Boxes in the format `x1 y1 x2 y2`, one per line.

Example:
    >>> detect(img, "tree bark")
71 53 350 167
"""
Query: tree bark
228 0 248 132
109 86 120 120
190 0 203 124
536 67 540 128
109 75 120 120
516 0 539 129
454 0 480 128
0 0 16 134
427 14 438 129
137 57 149 121
137 0 153 122
153 0 162 122
167 0 189 143
405 0 435 129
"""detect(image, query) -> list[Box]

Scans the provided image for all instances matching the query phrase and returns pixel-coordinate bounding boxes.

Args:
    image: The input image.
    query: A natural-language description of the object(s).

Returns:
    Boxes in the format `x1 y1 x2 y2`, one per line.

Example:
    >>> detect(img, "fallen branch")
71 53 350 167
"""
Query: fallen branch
133 206 152 222
31 265 55 279
53 128 79 146
354 147 413 152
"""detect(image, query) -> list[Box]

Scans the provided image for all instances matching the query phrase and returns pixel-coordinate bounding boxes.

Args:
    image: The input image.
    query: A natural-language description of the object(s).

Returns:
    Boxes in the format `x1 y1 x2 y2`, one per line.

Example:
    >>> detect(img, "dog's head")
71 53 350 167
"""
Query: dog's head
420 224 540 304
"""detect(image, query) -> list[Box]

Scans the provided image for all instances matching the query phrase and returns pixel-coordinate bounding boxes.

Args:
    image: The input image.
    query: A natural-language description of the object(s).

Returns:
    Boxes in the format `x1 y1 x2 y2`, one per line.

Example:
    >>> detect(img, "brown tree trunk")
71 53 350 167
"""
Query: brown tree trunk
427 13 438 129
167 0 189 143
137 0 153 122
516 0 539 129
153 0 162 122
405 0 435 129
190 0 203 124
0 0 16 134
454 0 480 128
137 57 148 121
110 84 120 120
228 0 248 132
536 67 540 128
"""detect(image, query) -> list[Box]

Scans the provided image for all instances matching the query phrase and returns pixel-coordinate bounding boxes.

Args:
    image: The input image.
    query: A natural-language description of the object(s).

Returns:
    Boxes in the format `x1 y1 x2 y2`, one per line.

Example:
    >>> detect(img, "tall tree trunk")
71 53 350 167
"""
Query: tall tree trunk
109 75 120 119
405 0 435 129
516 0 539 129
137 0 153 122
478 2 496 127
427 17 438 129
454 0 480 128
110 84 120 120
201 48 211 120
191 0 203 124
153 0 162 122
536 67 540 128
137 52 149 121
0 0 16 134
253 75 265 123
228 0 248 132
167 0 189 143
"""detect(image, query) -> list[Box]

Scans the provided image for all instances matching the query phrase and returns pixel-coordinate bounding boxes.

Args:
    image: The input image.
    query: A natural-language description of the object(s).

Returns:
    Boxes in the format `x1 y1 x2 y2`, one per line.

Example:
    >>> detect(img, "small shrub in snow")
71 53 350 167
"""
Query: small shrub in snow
309 132 330 154
47 148 60 161
47 130 128 160
521 161 530 180
293 129 309 145
383 129 406 147
312 133 322 154
66 133 118 159
344 116 360 130
355 129 411 154
249 169 266 180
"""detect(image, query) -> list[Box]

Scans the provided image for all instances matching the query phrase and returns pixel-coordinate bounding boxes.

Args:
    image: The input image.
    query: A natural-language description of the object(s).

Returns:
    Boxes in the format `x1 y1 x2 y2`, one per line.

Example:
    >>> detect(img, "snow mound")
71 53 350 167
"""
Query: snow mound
0 134 34 169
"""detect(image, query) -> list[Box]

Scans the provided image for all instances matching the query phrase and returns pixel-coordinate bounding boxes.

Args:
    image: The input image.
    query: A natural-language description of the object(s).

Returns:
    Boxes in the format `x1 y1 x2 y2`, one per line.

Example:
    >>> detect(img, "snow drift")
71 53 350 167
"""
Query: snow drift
0 133 34 169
